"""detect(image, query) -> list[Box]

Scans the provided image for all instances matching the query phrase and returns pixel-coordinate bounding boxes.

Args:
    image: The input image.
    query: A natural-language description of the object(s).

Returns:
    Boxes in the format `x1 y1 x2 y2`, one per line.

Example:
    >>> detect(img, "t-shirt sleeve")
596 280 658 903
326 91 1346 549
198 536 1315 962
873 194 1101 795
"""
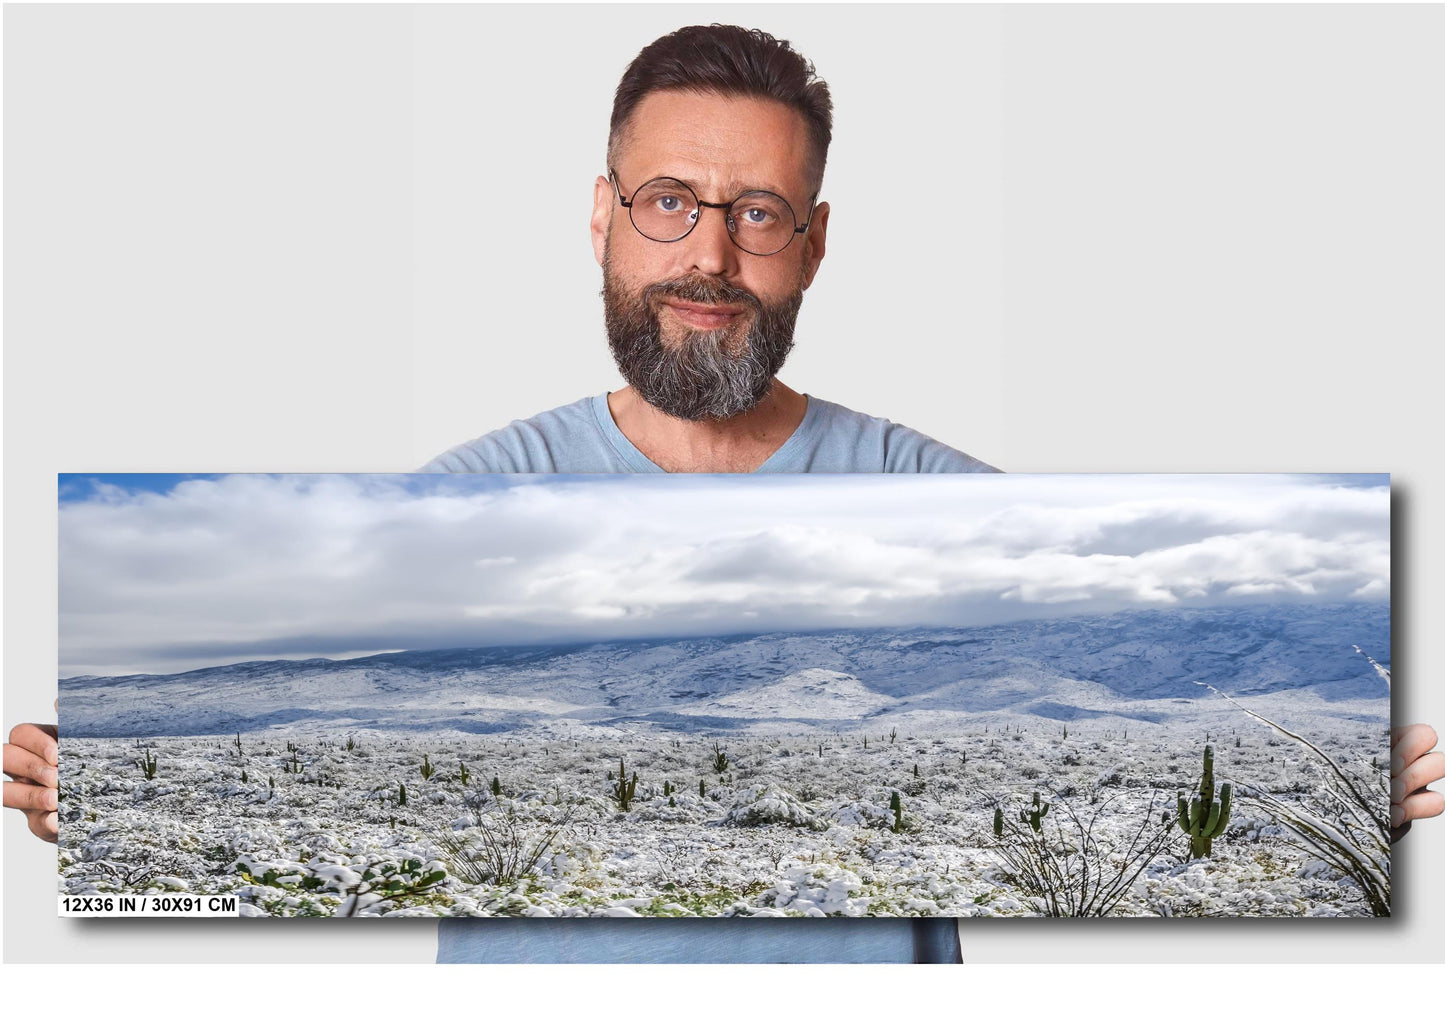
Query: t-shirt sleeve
419 420 559 474
883 423 1000 474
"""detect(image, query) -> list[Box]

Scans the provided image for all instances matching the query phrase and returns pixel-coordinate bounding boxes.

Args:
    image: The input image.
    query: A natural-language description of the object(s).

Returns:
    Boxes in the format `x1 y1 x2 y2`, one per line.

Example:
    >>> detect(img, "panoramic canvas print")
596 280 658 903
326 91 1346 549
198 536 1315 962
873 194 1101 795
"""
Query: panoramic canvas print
57 473 1391 917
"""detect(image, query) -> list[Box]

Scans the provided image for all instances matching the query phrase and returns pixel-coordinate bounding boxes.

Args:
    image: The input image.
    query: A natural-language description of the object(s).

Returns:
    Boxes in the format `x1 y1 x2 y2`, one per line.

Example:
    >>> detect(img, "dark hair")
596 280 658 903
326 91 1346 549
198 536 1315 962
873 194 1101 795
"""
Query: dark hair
608 24 833 191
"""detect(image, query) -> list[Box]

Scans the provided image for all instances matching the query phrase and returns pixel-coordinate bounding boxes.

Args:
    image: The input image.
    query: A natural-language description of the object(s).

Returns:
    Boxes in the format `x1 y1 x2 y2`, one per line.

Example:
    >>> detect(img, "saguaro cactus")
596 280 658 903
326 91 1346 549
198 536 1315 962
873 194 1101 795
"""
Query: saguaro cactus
1020 791 1050 833
889 790 904 833
711 742 730 775
137 748 158 780
993 807 1004 839
612 757 638 811
420 754 434 781
1177 744 1233 858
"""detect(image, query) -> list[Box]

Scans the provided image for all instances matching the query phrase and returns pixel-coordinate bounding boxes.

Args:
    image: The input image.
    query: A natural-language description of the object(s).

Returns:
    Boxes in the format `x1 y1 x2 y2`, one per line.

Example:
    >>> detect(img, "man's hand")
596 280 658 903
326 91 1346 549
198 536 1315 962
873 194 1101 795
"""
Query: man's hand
1391 723 1444 839
4 715 59 844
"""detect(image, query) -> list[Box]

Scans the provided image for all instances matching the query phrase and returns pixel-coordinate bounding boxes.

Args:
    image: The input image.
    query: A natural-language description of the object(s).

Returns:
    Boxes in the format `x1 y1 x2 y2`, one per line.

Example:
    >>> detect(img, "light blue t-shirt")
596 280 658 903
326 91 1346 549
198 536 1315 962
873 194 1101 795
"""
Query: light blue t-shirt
422 393 998 475
425 392 996 962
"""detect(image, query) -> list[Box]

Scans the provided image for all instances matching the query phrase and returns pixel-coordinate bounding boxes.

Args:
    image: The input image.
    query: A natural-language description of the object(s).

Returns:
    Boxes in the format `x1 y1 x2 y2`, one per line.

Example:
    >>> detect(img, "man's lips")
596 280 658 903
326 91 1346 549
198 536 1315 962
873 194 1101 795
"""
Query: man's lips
661 300 747 329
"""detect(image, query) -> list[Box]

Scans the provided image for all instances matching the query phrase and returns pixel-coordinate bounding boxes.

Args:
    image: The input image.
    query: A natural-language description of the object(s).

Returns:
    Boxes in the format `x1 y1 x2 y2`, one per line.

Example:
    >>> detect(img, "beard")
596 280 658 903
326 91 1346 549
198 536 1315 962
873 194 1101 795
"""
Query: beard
602 257 804 422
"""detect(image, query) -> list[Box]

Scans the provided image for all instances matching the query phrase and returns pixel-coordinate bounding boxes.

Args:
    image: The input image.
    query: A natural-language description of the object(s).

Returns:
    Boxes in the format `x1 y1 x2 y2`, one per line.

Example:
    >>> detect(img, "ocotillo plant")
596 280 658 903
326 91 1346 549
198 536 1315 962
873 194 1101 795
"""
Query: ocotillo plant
1177 744 1232 858
711 742 729 775
420 754 434 781
137 748 158 780
993 807 1004 839
1020 791 1050 833
889 790 904 833
612 757 638 811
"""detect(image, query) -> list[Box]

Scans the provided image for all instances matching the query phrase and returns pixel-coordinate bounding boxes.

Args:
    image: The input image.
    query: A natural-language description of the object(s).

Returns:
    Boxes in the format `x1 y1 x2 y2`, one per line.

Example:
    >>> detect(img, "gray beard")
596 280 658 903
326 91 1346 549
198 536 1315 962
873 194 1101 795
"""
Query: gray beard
602 263 803 422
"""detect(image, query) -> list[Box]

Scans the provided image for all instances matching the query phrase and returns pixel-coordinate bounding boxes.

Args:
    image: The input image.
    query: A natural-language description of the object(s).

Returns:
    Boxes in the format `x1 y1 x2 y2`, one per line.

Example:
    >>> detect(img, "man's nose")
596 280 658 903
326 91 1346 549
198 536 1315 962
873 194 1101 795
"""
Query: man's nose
677 204 739 278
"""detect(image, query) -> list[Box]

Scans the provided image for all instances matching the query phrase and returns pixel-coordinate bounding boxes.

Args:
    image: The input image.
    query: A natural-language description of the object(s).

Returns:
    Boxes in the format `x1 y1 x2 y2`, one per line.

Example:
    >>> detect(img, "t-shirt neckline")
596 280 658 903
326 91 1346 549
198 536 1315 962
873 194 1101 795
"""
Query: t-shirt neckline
590 392 820 473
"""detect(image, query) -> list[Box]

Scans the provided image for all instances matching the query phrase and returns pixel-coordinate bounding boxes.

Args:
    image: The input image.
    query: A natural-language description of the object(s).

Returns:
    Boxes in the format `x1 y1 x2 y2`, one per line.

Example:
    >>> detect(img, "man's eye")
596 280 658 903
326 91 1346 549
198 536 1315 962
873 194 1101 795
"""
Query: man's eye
656 195 684 212
741 208 771 224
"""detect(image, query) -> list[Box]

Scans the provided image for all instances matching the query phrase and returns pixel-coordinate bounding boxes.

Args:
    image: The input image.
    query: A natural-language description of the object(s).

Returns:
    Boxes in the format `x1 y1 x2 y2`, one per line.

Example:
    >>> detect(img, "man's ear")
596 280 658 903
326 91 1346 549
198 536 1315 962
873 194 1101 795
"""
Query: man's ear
591 175 614 267
800 200 829 291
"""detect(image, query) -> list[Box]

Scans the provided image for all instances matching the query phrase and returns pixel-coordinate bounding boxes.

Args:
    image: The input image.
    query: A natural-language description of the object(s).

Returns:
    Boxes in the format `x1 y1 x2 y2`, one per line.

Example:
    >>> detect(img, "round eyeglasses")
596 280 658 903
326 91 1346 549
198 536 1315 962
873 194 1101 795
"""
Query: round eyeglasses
610 169 817 257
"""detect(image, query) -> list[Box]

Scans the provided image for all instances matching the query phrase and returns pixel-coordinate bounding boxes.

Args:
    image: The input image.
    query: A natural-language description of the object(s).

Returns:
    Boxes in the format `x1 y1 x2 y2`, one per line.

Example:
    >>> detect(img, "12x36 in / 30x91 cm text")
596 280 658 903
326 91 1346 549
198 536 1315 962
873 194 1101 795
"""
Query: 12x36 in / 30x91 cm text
60 895 238 916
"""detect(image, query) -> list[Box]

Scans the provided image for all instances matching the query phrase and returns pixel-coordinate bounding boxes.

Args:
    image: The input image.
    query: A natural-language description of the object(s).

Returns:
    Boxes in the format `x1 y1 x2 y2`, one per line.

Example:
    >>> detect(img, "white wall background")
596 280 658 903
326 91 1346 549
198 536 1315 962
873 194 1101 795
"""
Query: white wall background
5 4 1442 964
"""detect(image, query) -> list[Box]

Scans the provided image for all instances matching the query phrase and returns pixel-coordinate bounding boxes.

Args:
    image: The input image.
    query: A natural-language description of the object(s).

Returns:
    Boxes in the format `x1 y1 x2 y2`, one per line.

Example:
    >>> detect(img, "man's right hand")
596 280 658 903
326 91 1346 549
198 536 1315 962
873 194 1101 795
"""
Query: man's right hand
4 719 59 843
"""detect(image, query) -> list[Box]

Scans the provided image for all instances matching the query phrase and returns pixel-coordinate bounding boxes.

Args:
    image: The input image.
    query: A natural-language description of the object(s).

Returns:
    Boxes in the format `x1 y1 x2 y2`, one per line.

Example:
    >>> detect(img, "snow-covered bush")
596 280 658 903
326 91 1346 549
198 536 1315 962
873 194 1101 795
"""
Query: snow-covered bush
724 783 825 829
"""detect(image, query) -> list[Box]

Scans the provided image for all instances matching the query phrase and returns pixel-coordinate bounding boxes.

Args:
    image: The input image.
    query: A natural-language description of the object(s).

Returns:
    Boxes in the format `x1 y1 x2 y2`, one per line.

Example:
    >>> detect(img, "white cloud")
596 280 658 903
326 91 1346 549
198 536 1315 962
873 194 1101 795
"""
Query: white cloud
58 474 1390 676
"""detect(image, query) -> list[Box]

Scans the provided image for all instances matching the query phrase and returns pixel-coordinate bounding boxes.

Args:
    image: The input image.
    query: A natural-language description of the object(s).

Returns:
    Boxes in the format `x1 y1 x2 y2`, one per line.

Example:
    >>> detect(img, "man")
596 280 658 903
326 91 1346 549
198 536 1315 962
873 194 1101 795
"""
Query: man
8 23 1443 963
421 25 994 479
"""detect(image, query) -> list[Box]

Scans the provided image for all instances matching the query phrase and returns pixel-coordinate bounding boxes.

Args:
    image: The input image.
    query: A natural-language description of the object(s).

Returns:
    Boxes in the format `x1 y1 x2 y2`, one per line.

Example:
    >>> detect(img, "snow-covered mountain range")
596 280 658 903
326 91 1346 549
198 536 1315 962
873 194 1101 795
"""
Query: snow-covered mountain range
60 602 1389 737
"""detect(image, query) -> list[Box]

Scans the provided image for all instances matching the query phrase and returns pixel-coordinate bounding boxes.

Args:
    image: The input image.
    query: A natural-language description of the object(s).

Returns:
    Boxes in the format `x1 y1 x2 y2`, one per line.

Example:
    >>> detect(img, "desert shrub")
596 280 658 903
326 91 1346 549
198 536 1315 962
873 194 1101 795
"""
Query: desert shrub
993 792 1174 917
1202 682 1390 916
726 783 825 829
432 812 567 887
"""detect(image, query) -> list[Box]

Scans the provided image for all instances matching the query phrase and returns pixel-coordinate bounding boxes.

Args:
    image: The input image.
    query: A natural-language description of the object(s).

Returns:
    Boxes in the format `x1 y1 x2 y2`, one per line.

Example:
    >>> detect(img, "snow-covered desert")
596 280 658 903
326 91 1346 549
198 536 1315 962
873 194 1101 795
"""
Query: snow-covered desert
58 603 1392 918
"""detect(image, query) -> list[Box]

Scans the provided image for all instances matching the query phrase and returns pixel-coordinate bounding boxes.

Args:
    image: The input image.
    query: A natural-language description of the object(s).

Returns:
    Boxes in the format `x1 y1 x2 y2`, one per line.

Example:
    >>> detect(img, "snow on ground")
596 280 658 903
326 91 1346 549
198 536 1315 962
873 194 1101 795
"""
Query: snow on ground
57 713 1390 917
676 668 889 719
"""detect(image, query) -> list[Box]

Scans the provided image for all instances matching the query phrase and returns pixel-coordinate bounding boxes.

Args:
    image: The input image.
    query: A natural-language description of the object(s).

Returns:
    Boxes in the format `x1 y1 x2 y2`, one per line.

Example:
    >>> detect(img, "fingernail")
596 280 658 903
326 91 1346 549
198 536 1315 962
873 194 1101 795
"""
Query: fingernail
1391 806 1403 827
1391 781 1406 802
1391 756 1405 775
46 789 59 809
46 745 59 765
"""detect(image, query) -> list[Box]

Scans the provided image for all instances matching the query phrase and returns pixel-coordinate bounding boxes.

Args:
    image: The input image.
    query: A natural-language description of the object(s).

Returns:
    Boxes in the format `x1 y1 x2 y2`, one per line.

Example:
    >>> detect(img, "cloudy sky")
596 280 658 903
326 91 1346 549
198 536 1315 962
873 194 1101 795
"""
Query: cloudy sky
57 473 1390 678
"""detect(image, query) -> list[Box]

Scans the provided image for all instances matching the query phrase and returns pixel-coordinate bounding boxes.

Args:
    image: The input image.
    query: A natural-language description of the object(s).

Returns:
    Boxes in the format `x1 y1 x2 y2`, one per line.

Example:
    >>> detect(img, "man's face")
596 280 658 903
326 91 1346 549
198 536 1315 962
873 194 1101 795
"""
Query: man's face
591 90 830 421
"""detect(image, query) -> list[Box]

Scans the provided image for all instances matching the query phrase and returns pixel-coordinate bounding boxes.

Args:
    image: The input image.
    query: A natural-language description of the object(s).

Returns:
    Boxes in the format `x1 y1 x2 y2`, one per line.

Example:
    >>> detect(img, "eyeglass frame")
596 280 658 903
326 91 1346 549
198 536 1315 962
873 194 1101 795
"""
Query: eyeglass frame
608 168 819 257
